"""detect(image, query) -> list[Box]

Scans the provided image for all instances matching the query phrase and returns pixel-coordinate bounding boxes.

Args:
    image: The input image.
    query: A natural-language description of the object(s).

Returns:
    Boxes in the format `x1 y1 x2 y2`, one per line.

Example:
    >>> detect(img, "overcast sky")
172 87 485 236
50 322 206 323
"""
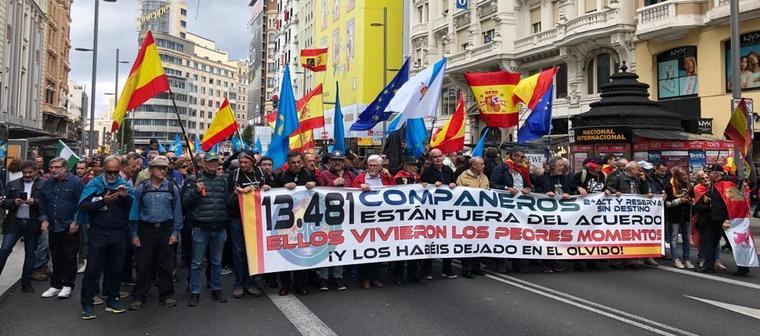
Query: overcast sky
69 0 250 119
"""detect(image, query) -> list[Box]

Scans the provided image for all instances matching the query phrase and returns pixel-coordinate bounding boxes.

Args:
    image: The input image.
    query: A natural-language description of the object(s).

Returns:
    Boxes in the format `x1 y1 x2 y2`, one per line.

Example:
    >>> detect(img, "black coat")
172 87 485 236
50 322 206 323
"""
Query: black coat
1 177 44 233
489 163 513 190
183 171 230 231
664 182 692 224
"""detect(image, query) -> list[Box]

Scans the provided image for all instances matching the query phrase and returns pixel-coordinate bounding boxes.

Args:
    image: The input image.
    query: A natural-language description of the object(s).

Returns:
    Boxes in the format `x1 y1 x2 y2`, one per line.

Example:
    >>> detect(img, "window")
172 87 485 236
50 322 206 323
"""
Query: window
201 87 206 94
584 0 597 13
180 8 187 16
440 87 458 116
657 46 698 99
644 0 666 6
725 31 760 92
482 29 495 44
556 64 568 98
586 52 617 95
200 111 205 118
530 8 541 34
180 20 186 27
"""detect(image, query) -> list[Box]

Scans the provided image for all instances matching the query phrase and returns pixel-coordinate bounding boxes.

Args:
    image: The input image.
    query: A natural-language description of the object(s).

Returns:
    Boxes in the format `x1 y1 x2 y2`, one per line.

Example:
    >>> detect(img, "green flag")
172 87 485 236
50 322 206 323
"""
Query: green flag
55 140 80 169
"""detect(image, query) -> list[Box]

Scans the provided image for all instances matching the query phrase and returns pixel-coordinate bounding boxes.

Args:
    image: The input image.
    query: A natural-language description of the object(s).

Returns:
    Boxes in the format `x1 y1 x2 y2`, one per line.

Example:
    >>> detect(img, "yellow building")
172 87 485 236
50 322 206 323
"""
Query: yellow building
311 0 404 140
634 0 760 160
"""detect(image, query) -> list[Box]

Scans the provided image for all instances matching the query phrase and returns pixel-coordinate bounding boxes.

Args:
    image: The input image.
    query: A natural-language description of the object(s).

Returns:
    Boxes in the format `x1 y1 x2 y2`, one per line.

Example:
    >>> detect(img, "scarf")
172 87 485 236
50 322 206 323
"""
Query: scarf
506 159 533 188
77 174 139 225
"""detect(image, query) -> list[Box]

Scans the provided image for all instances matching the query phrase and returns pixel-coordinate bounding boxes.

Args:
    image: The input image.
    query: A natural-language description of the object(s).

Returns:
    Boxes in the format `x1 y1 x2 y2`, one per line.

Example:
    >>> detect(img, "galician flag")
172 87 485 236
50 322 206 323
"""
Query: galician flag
56 140 80 169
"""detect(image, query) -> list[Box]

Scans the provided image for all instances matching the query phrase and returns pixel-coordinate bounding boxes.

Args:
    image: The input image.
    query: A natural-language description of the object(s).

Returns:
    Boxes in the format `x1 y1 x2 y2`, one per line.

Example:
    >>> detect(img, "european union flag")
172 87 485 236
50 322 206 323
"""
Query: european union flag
517 84 553 143
266 65 300 169
350 58 410 131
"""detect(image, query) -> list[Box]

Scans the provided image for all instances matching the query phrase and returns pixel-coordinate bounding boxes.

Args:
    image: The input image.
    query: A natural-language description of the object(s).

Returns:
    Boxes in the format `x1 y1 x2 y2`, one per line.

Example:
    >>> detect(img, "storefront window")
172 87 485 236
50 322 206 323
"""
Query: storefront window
725 31 760 92
656 46 698 99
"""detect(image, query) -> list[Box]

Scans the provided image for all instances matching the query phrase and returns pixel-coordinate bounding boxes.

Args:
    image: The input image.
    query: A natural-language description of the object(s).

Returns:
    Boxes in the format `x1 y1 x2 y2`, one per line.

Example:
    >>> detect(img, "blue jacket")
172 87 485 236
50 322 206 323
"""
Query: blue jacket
37 173 84 232
133 178 183 238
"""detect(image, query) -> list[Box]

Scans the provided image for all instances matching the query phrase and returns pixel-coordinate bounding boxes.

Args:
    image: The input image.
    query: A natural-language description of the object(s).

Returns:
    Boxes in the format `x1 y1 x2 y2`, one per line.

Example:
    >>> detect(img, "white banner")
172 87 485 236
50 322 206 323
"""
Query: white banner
240 185 665 274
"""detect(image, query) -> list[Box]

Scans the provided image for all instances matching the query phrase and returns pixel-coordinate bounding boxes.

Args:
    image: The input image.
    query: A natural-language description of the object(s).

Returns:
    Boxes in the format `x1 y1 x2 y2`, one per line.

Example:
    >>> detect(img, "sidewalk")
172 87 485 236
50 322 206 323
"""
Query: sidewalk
0 239 25 301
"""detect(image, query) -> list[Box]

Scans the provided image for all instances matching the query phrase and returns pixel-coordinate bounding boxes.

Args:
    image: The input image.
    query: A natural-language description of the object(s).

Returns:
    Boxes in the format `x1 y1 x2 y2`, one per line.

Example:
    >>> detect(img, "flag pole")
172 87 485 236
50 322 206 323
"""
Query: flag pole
168 89 200 175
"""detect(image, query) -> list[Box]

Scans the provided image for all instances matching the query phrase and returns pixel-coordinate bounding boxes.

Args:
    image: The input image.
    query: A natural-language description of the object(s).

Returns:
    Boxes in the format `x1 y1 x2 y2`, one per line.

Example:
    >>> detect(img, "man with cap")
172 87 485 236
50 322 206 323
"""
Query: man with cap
183 152 231 306
277 152 317 295
129 156 183 310
228 150 268 299
392 157 422 284
570 158 606 197
315 150 355 290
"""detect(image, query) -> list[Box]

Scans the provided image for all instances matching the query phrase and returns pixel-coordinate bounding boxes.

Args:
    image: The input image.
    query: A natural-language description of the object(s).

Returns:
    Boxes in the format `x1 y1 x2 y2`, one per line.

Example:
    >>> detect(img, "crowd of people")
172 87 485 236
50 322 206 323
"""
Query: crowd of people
0 140 753 320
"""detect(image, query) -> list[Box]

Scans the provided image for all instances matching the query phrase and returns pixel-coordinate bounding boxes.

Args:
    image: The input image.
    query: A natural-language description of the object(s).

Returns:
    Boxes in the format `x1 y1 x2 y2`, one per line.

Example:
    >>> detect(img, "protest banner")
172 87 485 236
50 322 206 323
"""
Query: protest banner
240 185 665 275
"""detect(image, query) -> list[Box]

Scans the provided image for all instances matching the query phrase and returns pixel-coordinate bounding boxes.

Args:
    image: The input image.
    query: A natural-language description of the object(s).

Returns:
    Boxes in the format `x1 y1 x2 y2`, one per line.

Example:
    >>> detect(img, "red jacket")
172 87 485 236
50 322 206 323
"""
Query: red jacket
352 171 395 187
318 169 356 187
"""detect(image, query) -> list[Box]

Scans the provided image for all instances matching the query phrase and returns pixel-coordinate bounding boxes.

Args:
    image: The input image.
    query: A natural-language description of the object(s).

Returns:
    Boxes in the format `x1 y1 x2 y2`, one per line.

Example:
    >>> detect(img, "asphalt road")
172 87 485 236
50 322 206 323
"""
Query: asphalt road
0 250 758 336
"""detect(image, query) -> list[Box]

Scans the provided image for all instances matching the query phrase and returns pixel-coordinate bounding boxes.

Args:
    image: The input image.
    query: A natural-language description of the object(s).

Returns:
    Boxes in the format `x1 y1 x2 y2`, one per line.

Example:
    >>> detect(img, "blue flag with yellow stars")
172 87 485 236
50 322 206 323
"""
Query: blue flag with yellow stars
350 58 410 131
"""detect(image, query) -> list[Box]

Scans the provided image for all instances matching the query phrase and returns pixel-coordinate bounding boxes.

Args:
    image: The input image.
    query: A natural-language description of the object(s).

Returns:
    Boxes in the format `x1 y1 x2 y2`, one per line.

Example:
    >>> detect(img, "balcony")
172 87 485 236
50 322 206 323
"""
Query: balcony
705 0 760 24
636 0 706 41
411 22 429 39
432 15 448 33
514 28 557 50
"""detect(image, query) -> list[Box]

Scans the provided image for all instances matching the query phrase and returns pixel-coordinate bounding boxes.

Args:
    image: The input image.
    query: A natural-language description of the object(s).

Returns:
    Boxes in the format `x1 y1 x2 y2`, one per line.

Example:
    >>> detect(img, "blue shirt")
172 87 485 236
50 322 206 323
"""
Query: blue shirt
133 178 183 238
38 173 84 232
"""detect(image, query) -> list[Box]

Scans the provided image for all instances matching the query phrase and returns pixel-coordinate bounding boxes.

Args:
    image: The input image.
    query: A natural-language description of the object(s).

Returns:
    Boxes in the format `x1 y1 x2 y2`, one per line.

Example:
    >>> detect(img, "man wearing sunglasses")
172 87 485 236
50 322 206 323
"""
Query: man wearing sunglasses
78 156 138 319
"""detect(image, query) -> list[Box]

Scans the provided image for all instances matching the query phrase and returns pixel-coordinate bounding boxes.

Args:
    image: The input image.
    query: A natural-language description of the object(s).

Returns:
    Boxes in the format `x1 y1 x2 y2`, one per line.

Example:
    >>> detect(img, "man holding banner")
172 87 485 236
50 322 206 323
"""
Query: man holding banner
420 149 457 280
456 157 489 278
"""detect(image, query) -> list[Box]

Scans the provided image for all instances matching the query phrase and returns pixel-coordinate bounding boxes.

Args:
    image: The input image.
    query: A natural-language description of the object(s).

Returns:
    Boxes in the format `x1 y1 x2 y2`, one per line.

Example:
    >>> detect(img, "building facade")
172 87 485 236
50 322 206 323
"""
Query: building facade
132 0 249 147
410 0 637 145
1 0 49 139
633 0 760 160
67 81 86 149
41 0 74 141
248 0 266 125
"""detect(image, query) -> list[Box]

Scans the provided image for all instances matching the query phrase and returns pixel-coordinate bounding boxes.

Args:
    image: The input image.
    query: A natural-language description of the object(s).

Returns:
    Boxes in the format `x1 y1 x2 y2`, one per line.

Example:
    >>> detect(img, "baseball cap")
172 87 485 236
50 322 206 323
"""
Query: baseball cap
637 161 654 170
204 152 220 162
329 150 345 160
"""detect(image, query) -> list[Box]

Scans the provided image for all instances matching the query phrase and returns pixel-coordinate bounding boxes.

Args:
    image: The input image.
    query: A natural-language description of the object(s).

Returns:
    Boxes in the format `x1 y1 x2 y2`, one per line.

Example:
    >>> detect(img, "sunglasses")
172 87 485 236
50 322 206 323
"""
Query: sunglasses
105 170 120 174
180 165 188 169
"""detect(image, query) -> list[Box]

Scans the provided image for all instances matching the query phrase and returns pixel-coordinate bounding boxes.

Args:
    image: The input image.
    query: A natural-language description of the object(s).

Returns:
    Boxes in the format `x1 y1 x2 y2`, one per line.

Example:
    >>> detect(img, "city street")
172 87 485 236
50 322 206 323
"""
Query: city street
0 250 758 336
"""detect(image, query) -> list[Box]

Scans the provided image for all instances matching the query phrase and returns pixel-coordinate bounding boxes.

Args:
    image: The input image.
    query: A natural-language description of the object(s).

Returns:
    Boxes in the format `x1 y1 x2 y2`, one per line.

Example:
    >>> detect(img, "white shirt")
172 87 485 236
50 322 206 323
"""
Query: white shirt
364 174 384 188
16 181 33 219
511 171 524 189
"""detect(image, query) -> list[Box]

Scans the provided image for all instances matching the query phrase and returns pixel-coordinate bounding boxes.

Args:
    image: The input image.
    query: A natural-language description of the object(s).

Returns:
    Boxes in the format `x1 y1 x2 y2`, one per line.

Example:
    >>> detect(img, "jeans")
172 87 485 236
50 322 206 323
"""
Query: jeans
33 229 49 270
80 229 127 306
230 218 256 289
132 223 176 301
49 230 79 289
670 222 691 260
0 219 40 285
318 266 343 279
189 228 226 293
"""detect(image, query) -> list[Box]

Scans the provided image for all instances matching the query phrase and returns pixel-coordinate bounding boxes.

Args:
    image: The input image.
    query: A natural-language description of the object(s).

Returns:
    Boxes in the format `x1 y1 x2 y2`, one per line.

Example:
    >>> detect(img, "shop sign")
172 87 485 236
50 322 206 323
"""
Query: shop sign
575 128 629 143
698 119 712 134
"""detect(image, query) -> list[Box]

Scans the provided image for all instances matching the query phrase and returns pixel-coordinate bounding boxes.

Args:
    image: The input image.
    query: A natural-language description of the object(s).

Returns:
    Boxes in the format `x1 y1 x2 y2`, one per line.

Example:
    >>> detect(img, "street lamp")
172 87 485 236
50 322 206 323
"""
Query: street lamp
76 0 118 156
114 48 130 152
371 7 389 147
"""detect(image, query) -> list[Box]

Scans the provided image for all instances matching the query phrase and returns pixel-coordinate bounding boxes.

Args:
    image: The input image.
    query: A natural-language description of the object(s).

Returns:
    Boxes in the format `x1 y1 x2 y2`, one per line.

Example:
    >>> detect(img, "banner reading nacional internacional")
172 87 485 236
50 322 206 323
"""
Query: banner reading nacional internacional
239 186 665 275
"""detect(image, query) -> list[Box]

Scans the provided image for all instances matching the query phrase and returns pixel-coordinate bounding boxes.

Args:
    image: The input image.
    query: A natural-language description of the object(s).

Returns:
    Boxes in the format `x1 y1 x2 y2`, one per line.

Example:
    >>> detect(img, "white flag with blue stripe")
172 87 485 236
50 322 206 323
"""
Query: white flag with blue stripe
386 57 447 133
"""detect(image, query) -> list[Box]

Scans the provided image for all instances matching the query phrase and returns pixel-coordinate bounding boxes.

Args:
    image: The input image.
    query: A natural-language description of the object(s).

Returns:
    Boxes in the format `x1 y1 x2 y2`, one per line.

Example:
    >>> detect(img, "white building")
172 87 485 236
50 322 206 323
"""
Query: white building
411 0 636 144
132 0 249 147
1 0 48 139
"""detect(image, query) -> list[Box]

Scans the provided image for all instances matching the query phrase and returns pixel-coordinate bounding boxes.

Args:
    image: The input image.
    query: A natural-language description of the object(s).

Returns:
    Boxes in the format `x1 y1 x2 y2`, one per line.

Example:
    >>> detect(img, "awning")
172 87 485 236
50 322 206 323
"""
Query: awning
633 129 719 141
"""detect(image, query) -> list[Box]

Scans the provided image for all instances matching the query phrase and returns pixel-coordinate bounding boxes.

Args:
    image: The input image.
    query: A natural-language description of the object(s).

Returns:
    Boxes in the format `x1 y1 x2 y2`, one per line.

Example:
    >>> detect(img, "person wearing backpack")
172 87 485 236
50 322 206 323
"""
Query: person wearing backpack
128 156 183 310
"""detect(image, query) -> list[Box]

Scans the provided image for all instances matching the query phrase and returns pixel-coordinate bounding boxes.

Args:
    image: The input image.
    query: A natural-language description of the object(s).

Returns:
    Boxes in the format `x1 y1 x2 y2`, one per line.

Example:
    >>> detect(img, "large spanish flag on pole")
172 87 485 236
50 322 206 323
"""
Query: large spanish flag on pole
300 48 328 72
724 98 751 158
464 71 521 128
430 91 465 154
296 84 325 132
201 98 238 151
111 31 170 132
512 67 558 110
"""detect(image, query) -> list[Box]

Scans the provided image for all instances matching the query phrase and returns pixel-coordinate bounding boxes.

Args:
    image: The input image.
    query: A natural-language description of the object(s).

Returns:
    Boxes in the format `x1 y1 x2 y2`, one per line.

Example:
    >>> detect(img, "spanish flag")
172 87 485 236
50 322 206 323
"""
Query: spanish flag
289 129 315 153
464 71 521 128
296 84 324 132
201 98 238 151
513 67 558 109
724 98 751 158
300 48 328 72
266 110 278 128
111 31 170 132
430 91 465 154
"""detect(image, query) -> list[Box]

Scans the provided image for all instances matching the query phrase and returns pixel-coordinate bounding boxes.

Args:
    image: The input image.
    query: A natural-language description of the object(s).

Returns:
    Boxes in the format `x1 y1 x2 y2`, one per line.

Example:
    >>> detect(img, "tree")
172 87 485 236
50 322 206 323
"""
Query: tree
241 125 254 146
113 119 134 153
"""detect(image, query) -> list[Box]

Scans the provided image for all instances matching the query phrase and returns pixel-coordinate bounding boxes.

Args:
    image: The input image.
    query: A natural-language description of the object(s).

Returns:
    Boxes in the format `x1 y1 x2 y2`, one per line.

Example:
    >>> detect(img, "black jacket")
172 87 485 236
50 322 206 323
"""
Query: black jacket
489 163 513 190
606 173 650 195
536 173 570 194
421 165 455 185
277 169 316 187
78 191 133 232
1 177 44 233
569 170 606 195
228 167 270 219
484 156 500 180
664 182 692 224
183 171 230 230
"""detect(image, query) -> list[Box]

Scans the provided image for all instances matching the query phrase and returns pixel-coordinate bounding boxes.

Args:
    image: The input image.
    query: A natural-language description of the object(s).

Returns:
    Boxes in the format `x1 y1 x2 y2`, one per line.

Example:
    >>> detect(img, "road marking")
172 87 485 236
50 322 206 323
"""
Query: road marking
656 265 760 290
483 272 698 336
685 295 760 321
266 290 337 336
